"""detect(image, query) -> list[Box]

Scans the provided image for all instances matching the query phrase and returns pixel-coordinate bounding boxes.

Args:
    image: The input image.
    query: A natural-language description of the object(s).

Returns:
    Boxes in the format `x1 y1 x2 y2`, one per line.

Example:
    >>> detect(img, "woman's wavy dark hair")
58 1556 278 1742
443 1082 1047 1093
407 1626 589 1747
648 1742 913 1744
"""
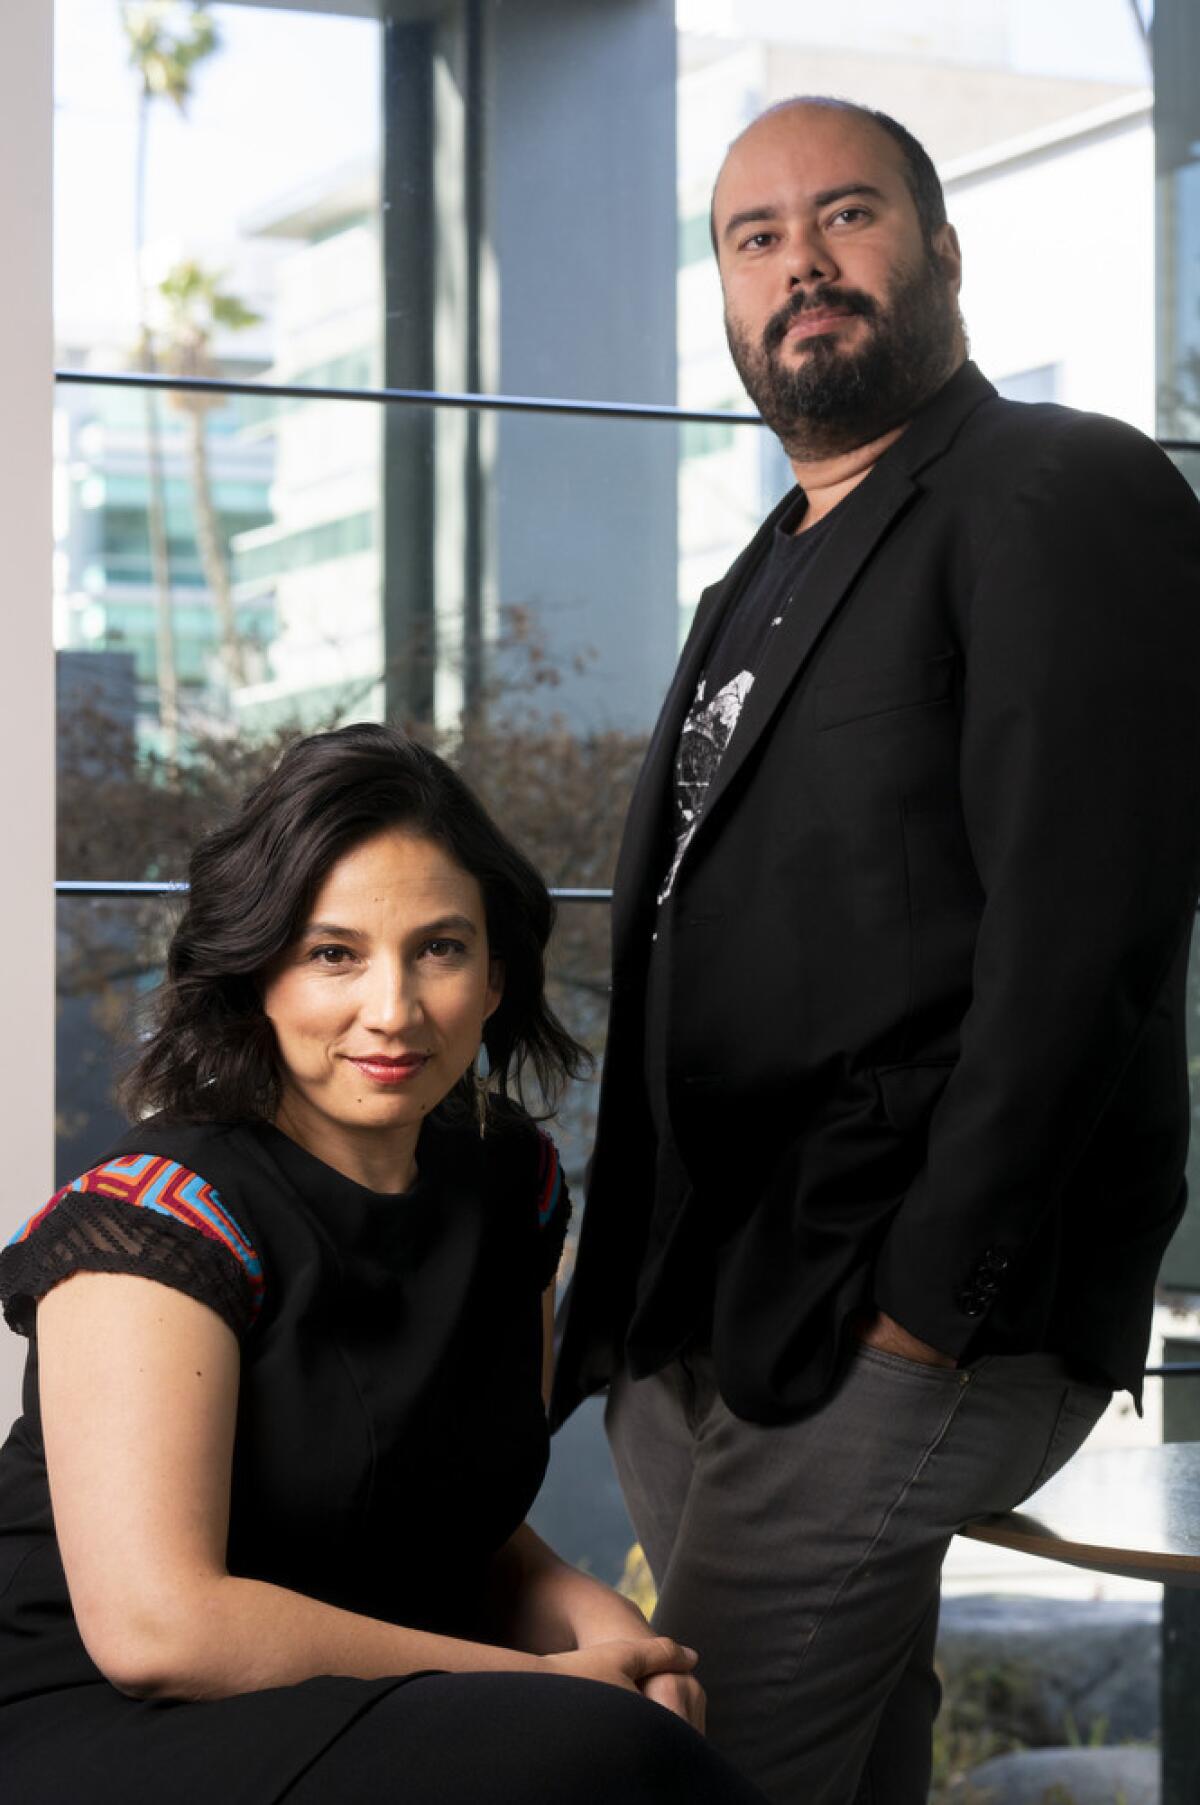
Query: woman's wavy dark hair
121 724 591 1126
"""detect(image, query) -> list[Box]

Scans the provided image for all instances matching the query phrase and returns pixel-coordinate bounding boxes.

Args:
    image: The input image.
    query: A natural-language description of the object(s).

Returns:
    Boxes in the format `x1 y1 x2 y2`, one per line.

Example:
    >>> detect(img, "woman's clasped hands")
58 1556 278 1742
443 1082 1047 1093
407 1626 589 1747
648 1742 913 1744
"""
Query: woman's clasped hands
541 1634 705 1732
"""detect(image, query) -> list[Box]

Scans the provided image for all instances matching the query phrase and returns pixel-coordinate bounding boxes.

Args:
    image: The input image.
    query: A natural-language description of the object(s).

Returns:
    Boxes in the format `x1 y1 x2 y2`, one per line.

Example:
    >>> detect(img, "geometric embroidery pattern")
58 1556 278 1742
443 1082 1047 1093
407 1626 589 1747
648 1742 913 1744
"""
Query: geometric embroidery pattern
7 1154 264 1321
534 1131 563 1230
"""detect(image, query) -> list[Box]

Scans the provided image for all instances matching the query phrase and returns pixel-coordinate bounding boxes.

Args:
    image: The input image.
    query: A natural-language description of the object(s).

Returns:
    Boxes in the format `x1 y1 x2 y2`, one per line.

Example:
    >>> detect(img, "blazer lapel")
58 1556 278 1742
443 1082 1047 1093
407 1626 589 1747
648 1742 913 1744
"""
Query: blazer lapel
684 460 917 847
612 361 998 945
610 486 802 960
682 361 997 866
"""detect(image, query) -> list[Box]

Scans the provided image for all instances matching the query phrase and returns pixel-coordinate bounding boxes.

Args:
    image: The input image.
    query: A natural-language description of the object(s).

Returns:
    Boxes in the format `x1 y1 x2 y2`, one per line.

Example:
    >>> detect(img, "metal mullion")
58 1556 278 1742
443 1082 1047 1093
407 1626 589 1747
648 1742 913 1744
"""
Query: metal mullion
55 880 612 902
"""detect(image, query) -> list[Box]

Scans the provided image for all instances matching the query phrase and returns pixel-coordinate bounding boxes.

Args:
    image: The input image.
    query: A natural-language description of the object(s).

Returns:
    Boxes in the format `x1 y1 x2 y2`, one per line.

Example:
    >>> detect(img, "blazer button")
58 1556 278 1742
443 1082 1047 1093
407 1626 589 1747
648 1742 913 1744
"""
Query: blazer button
981 1248 1009 1273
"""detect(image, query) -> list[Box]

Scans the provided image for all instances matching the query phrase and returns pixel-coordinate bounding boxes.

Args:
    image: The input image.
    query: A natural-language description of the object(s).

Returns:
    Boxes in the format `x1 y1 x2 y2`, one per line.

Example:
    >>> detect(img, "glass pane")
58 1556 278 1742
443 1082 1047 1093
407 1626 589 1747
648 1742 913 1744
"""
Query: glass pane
55 382 383 848
55 2 382 392
1154 0 1200 440
527 899 635 1583
677 0 1155 456
1162 913 1200 1290
55 892 175 1186
56 395 708 881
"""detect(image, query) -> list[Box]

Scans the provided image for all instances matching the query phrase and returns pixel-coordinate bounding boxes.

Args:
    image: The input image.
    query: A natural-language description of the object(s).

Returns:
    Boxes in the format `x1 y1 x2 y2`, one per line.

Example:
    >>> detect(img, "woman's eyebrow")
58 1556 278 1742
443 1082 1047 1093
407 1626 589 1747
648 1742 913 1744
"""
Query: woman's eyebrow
299 913 479 941
300 921 367 942
416 913 479 937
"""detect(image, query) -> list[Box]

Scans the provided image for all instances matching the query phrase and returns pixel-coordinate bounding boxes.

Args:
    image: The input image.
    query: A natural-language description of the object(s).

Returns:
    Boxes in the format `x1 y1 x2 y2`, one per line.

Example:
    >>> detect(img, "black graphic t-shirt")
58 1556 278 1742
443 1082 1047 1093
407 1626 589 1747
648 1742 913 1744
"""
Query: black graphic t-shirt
632 489 843 1370
657 492 838 903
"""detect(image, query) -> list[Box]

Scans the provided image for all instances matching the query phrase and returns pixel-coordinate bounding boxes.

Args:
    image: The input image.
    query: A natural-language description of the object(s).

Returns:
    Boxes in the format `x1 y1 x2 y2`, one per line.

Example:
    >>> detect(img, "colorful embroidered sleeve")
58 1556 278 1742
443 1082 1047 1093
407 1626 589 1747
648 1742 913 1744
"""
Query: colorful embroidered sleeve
0 1154 263 1340
534 1130 571 1289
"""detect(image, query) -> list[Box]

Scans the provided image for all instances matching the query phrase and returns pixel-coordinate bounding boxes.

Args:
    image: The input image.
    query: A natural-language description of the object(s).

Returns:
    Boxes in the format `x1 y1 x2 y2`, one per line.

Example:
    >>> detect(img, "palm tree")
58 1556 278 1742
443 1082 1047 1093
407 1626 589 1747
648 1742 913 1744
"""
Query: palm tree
119 3 221 760
158 260 261 692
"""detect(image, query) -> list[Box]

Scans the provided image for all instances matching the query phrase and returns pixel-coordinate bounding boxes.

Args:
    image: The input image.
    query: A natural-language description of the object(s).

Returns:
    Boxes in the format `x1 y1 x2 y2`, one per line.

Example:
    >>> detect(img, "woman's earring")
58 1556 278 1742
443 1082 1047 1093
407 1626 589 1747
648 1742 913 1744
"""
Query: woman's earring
473 1040 491 1139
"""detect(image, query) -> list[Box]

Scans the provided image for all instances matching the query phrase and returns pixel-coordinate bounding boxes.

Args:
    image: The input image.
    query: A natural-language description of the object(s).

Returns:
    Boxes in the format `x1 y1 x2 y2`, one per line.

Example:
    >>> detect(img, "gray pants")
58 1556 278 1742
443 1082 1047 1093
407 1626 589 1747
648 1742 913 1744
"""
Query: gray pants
606 1345 1109 1805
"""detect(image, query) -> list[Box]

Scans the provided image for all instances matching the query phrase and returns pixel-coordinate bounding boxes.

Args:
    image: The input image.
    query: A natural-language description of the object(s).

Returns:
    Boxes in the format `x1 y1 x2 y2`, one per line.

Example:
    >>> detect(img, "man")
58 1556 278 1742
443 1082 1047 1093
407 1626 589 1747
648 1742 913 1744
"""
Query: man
550 96 1200 1804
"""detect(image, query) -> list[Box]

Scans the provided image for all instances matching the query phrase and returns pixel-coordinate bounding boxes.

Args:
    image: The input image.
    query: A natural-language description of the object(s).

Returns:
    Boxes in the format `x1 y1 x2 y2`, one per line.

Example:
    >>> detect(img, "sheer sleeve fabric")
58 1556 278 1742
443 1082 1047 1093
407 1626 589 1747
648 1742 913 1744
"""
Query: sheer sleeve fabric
534 1131 571 1290
0 1154 263 1340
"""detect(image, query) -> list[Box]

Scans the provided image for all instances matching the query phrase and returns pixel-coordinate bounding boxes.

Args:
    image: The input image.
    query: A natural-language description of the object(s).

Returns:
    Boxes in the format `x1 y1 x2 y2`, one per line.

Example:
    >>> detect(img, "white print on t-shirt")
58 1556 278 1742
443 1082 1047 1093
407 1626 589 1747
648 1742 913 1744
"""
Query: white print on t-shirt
657 668 754 905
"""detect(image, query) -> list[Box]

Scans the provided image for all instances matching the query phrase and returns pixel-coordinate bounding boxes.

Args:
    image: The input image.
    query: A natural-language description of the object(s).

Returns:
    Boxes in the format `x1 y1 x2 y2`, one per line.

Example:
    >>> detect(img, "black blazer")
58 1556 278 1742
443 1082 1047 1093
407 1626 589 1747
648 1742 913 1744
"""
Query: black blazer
551 362 1200 1429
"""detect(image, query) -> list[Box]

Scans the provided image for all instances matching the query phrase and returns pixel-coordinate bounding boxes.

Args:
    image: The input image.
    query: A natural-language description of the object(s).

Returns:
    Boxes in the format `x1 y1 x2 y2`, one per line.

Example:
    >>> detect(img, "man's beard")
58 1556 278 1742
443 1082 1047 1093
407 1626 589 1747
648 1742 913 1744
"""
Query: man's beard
725 251 961 461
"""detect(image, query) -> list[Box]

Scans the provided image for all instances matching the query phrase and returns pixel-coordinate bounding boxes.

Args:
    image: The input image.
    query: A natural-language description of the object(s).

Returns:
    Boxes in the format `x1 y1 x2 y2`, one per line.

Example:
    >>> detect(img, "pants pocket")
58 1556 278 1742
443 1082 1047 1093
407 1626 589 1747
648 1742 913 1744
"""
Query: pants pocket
1018 1381 1111 1505
852 1343 966 1387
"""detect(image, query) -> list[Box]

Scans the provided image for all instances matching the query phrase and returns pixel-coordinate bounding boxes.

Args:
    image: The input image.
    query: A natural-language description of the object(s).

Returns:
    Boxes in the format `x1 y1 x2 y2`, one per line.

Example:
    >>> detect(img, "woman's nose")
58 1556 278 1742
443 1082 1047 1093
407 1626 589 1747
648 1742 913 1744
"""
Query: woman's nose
359 961 423 1034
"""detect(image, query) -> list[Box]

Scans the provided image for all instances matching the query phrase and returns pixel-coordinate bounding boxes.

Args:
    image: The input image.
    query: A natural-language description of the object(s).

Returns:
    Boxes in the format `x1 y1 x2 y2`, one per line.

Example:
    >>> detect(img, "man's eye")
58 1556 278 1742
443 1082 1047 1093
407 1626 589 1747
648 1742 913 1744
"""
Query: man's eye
829 207 869 227
742 231 775 250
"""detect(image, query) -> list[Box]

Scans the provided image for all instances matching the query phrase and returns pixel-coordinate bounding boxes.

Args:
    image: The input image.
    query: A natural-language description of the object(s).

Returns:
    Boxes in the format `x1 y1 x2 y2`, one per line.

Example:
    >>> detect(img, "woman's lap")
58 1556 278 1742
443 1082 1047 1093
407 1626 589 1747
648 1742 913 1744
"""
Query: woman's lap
1 1672 764 1805
283 1672 765 1805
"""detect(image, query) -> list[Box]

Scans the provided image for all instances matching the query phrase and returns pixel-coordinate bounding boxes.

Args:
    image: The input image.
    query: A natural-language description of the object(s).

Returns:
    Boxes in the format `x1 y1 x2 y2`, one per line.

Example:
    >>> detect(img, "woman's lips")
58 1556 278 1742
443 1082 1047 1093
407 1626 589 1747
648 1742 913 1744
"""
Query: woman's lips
346 1055 430 1085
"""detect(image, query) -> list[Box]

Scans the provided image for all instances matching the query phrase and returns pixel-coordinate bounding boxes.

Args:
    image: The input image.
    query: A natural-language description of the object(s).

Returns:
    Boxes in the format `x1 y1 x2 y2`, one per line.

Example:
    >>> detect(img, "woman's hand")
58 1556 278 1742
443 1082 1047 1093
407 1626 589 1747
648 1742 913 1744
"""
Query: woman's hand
564 1589 706 1730
488 1525 707 1729
541 1635 705 1729
639 1667 707 1732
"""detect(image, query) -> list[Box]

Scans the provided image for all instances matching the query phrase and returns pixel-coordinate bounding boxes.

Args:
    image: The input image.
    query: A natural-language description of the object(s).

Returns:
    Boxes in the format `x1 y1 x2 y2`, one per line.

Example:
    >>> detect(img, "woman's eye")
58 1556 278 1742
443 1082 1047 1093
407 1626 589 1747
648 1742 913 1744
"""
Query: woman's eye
309 945 352 966
423 938 468 960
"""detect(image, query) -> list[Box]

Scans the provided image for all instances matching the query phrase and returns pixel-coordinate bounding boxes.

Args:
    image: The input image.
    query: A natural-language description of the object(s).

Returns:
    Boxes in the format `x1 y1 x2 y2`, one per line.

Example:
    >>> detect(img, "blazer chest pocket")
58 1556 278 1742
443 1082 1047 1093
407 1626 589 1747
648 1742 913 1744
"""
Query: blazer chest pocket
875 1059 957 1136
815 652 957 732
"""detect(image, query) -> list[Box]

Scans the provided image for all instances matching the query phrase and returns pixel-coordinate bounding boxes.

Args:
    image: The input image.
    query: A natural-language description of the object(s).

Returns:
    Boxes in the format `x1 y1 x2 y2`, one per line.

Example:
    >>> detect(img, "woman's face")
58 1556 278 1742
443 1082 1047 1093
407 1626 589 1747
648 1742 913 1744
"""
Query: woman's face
262 826 502 1169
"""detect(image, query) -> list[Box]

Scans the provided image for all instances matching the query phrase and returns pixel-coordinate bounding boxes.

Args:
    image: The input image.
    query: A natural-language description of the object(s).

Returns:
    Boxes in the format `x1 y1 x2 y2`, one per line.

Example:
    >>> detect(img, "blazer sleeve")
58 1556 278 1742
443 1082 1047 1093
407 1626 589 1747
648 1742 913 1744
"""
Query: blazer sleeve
872 415 1200 1355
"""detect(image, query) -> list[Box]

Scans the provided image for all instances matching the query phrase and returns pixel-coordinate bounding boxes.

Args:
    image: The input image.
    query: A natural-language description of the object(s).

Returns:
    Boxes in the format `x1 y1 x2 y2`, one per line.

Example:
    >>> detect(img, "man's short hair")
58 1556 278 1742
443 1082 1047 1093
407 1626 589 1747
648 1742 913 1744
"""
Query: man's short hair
711 96 948 252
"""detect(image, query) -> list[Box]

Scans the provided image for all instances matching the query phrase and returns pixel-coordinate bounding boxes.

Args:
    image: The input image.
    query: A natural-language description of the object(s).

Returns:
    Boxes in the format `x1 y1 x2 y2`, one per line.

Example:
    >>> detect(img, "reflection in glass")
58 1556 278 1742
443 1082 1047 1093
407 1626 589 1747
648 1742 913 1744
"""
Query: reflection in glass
55 893 172 1187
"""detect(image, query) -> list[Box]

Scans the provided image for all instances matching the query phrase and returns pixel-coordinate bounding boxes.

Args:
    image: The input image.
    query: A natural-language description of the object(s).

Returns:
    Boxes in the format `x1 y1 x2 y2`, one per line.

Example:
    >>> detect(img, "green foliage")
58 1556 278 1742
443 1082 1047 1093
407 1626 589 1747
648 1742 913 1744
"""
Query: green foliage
1062 1707 1109 1749
158 259 262 395
120 3 219 110
159 261 261 337
930 1657 1037 1801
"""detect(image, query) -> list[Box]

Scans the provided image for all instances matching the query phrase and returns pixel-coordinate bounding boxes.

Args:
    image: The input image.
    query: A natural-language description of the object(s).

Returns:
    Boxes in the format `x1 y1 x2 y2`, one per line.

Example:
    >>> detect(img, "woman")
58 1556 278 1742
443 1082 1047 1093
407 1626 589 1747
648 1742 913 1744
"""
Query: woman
0 725 762 1805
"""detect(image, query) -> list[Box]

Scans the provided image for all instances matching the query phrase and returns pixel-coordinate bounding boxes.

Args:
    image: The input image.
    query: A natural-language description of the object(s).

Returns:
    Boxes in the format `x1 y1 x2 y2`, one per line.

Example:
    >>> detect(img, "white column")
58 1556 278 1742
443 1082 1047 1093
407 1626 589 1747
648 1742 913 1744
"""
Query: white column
0 0 54 1412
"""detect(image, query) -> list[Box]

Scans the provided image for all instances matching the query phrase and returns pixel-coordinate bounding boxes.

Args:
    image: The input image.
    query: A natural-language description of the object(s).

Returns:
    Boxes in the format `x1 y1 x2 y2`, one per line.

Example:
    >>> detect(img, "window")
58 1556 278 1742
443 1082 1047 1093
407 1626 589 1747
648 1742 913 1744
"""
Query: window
51 0 1200 1613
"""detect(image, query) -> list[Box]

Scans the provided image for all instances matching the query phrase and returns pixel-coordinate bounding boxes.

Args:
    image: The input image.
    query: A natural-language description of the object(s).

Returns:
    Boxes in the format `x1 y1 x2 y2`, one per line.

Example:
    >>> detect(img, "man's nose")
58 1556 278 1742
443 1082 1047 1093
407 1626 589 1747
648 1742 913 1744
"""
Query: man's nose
784 224 837 288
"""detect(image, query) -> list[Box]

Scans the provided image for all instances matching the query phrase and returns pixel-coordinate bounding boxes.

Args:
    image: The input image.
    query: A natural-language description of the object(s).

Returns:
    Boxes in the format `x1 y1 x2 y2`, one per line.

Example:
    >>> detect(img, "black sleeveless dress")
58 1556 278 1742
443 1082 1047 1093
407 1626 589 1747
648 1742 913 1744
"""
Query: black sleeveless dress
0 1107 569 1799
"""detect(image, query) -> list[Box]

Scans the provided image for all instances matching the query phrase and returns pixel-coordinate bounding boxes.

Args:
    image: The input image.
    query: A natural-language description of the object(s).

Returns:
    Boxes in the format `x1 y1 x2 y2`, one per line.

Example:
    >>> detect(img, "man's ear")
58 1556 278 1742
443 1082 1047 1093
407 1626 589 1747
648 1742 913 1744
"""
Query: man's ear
932 221 962 295
484 958 505 1021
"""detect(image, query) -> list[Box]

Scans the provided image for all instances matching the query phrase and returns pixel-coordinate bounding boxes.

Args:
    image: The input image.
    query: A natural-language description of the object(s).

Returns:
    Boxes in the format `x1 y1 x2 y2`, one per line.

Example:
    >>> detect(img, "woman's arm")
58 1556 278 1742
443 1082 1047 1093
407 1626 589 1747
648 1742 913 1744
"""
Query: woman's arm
38 1273 695 1705
542 1285 556 1407
486 1525 704 1730
487 1522 652 1656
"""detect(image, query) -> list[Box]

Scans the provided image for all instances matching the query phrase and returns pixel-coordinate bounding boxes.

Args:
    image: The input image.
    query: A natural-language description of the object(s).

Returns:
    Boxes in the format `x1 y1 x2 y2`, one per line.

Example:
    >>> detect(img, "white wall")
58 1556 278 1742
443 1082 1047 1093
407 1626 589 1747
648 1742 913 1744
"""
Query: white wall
948 106 1154 430
0 0 54 1414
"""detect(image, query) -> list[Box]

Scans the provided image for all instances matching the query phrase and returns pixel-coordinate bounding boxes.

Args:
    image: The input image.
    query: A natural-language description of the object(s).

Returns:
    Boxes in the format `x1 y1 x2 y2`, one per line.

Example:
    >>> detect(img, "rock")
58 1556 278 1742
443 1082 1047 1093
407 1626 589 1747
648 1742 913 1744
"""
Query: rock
937 1595 1160 1747
951 1745 1158 1804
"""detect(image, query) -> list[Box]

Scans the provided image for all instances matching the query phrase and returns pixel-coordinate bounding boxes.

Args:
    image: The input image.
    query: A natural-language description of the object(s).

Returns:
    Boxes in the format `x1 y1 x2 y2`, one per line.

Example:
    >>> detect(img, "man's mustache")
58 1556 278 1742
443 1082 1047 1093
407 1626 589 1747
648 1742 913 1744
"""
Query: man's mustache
762 286 878 354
